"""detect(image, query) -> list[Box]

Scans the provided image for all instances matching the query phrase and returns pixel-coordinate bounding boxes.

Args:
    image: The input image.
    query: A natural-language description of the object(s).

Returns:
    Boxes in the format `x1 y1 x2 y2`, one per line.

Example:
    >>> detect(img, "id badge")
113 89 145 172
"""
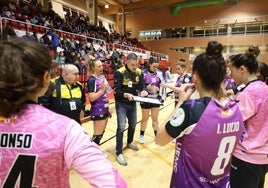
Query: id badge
69 101 77 111
128 81 133 88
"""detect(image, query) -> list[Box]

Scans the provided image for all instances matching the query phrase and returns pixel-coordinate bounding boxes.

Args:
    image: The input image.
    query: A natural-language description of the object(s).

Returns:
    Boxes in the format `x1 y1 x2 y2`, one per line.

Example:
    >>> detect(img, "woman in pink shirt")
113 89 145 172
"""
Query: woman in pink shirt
0 38 127 188
229 53 268 188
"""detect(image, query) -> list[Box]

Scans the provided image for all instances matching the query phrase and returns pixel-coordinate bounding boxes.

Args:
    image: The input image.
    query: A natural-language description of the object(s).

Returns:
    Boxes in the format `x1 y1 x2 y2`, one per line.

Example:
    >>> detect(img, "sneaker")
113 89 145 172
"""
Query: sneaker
127 142 139 151
139 135 144 144
116 154 127 166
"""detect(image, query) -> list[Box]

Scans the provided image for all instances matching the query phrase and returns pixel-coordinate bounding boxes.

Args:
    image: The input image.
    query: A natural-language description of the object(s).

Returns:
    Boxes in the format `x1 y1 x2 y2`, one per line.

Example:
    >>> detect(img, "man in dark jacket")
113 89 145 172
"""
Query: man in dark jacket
39 64 86 124
114 53 148 166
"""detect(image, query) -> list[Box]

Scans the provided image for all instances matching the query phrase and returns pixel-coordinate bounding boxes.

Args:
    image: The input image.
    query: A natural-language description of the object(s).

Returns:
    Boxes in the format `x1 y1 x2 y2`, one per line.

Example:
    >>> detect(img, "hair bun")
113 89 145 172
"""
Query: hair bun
149 57 158 63
247 45 260 57
206 41 223 58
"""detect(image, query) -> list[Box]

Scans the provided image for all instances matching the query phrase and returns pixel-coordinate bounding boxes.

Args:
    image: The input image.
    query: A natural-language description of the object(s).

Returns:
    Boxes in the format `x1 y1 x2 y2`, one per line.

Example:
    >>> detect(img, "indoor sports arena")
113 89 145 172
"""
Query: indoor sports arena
0 0 267 187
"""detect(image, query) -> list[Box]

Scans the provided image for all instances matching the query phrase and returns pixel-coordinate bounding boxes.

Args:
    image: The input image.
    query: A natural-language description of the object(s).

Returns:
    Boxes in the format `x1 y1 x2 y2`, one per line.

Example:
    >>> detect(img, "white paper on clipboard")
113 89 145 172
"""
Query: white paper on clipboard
133 96 162 105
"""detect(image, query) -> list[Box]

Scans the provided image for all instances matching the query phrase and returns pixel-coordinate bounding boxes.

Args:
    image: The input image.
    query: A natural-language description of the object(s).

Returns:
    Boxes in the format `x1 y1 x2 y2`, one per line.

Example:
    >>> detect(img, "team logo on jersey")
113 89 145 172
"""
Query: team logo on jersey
136 76 139 82
170 108 185 127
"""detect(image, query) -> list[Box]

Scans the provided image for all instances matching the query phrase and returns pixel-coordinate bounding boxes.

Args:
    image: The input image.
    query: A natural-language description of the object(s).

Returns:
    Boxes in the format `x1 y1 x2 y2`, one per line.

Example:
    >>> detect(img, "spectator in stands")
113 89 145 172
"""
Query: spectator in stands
22 31 33 40
87 59 111 145
47 26 60 58
138 55 144 67
36 13 44 25
60 38 72 60
76 52 88 75
55 50 66 69
22 4 29 16
68 37 77 51
84 49 95 64
1 23 17 40
0 1 9 10
114 53 148 166
40 33 51 46
8 1 16 12
43 16 51 27
66 50 78 64
30 31 39 42
117 52 126 69
110 49 120 70
0 38 127 188
1 6 12 17
39 37 48 48
30 14 39 25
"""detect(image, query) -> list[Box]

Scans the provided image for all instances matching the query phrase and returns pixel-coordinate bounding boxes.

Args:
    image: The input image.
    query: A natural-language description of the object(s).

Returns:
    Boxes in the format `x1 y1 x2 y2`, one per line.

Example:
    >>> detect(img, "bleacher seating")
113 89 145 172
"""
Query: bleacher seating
33 25 40 33
39 27 46 34
0 13 167 90
10 20 19 29
18 22 26 30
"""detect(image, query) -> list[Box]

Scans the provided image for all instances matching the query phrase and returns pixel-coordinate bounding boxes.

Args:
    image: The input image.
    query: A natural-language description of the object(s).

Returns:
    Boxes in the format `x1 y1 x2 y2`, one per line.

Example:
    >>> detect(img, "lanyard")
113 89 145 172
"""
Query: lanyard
65 84 73 99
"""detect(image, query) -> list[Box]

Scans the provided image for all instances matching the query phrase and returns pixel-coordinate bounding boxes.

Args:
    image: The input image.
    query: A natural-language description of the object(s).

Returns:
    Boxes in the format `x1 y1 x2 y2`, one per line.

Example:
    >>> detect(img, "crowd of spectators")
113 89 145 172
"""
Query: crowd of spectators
0 0 169 88
0 0 146 48
1 0 155 75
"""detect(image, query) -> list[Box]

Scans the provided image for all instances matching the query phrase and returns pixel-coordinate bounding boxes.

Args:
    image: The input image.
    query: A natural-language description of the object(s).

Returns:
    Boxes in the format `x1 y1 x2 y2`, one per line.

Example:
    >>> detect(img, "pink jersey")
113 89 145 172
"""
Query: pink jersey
233 80 268 164
0 103 127 188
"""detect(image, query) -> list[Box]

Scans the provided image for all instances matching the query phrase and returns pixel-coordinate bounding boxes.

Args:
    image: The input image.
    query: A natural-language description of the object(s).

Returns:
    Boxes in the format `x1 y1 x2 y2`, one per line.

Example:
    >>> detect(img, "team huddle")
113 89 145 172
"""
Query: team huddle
0 38 267 188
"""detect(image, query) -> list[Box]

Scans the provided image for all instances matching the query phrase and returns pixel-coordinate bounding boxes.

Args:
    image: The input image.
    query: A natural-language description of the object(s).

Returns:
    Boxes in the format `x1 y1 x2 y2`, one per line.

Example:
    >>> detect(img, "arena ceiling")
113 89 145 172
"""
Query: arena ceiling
97 0 237 15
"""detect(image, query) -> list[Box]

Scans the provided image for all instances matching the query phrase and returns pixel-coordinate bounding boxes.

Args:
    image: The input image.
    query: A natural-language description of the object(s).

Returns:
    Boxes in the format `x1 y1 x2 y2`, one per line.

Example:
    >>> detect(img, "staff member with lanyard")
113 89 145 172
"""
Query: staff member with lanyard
114 53 148 166
40 64 86 124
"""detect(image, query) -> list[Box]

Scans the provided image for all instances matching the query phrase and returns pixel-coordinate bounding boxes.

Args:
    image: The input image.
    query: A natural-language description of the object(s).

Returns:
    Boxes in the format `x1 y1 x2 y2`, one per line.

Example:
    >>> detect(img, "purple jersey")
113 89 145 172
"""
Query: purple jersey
174 73 192 101
143 69 164 98
223 76 236 91
165 97 244 188
0 103 126 187
87 75 109 117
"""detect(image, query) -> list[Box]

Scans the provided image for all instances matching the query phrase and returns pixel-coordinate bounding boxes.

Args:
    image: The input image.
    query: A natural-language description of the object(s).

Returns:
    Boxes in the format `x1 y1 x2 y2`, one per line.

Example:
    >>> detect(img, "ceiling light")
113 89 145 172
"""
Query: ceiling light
105 3 109 9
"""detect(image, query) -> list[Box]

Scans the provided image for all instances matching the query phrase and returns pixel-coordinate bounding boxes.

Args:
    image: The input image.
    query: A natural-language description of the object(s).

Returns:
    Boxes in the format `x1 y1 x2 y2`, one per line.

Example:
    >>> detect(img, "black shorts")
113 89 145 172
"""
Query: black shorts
90 113 109 121
230 156 268 188
140 102 161 109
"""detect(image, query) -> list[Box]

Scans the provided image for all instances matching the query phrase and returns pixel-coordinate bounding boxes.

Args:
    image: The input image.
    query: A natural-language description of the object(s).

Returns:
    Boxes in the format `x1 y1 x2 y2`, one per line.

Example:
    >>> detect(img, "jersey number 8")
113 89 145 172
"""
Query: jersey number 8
210 136 236 176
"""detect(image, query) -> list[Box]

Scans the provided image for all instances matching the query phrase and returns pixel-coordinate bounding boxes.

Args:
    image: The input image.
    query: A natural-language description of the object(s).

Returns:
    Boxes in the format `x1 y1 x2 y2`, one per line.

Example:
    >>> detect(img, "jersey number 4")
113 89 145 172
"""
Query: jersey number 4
210 136 236 176
3 155 36 188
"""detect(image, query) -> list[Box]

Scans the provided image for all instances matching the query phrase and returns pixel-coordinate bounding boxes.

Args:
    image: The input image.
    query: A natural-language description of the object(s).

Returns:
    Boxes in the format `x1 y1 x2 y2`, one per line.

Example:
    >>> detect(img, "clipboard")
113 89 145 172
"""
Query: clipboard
133 96 162 105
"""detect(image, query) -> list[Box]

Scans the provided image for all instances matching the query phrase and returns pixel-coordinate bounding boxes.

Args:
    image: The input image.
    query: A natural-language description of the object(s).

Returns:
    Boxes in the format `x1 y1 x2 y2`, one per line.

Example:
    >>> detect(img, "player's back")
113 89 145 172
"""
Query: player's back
0 103 77 188
172 98 244 188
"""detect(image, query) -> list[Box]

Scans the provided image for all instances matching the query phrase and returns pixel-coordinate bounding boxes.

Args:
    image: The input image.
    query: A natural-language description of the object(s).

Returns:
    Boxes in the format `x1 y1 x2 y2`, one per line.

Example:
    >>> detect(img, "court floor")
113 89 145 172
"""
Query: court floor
69 97 268 188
